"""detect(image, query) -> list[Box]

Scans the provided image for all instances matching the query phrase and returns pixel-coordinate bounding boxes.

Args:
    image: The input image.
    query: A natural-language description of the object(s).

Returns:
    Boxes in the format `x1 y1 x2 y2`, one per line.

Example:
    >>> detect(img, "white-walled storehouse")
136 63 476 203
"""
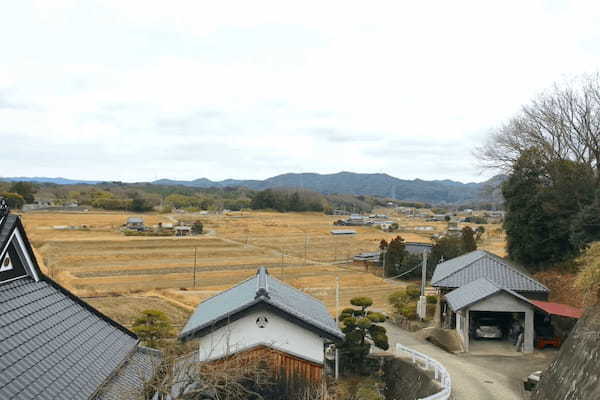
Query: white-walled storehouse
179 267 344 380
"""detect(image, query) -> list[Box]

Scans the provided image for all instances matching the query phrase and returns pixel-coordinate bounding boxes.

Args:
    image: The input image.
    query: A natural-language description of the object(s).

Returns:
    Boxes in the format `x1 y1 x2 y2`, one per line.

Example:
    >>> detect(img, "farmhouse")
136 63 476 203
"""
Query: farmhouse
0 203 160 399
432 250 581 353
125 216 145 231
174 225 192 236
178 267 344 381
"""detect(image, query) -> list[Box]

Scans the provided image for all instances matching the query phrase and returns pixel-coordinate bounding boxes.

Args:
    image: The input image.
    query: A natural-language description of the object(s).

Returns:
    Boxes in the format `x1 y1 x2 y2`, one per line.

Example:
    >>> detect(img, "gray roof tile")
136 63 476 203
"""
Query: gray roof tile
445 277 533 311
96 346 162 400
431 250 548 292
180 267 343 341
0 277 139 400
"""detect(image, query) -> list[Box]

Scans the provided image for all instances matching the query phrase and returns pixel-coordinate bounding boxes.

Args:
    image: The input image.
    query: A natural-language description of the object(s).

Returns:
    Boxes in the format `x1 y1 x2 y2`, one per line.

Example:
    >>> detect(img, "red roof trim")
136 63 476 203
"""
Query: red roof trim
531 300 584 319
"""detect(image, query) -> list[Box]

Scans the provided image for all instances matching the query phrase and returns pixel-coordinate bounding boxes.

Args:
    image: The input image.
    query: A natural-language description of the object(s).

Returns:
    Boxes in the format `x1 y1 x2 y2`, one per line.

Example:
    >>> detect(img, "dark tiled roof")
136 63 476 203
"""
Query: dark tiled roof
0 214 18 252
96 346 162 400
180 267 343 341
431 250 548 292
0 277 138 399
445 277 533 312
405 242 432 255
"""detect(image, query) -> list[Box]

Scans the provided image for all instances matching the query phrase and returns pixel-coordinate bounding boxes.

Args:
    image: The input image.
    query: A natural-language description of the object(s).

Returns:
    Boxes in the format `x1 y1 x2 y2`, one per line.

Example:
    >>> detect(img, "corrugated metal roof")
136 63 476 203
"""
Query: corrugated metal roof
445 277 533 312
179 267 343 341
330 230 356 235
531 301 584 319
431 250 548 292
0 277 139 399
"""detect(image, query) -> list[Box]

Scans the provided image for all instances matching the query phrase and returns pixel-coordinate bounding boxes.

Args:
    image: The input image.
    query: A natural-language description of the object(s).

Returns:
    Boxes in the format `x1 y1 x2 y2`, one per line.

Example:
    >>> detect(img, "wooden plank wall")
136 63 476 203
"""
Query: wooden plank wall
212 346 324 382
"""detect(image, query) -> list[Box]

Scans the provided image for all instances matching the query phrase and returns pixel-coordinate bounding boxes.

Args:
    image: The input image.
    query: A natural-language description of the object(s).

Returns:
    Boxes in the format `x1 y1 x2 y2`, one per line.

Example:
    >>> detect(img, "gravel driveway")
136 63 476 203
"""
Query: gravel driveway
383 323 557 400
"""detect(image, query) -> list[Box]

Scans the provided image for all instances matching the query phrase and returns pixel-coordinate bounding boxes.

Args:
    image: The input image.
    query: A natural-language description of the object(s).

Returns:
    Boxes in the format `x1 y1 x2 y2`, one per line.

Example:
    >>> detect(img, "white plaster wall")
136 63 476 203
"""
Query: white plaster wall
197 310 326 364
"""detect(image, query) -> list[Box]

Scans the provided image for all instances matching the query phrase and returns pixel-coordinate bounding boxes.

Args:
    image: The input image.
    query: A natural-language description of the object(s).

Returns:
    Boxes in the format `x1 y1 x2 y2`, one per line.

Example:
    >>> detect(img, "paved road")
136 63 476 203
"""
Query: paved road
383 323 556 400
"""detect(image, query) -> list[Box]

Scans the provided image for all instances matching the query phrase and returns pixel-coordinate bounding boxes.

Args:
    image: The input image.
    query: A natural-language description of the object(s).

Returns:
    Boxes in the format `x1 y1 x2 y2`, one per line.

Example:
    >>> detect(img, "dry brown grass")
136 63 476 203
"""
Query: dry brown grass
25 210 506 325
84 295 193 327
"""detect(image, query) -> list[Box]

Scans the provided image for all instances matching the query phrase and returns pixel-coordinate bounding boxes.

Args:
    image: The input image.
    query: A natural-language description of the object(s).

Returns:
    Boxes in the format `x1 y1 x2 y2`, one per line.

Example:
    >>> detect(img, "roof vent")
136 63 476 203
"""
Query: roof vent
0 198 9 219
255 267 270 299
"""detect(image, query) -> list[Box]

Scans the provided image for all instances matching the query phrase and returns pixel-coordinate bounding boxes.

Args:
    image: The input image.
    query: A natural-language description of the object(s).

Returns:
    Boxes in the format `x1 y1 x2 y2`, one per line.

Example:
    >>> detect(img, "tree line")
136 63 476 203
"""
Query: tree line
478 73 600 270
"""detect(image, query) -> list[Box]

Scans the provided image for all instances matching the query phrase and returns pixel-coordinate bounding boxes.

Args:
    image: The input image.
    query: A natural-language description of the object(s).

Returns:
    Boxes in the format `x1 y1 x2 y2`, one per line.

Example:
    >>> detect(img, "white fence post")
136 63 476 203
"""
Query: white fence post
395 343 452 400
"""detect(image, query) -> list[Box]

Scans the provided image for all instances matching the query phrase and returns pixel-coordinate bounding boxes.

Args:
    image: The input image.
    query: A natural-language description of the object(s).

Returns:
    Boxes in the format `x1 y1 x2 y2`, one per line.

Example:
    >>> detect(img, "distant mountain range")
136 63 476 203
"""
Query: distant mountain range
155 172 505 204
1 172 505 204
0 177 101 185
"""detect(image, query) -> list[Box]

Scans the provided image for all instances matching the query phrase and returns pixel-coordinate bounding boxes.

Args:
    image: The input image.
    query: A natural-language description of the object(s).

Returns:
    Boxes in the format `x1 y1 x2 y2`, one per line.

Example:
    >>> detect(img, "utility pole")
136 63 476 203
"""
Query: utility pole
304 233 308 264
417 251 428 320
281 248 285 276
335 276 340 381
193 247 197 288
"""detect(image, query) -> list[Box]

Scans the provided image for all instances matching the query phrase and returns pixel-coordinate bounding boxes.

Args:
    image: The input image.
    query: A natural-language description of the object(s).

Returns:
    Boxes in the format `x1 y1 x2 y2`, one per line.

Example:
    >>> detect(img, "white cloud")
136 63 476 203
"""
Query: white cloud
2 1 600 182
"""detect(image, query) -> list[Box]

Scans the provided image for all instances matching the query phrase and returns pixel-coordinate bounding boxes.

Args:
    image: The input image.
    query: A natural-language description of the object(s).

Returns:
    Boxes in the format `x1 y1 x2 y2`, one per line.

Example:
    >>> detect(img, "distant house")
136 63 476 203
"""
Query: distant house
331 229 357 235
157 222 174 231
174 226 192 236
0 206 160 399
405 242 432 256
446 221 462 237
178 267 344 381
126 216 145 231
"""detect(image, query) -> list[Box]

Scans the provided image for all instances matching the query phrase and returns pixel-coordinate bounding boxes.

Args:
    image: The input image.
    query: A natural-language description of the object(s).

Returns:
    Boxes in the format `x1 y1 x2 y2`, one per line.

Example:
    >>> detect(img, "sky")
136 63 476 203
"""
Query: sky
2 1 600 183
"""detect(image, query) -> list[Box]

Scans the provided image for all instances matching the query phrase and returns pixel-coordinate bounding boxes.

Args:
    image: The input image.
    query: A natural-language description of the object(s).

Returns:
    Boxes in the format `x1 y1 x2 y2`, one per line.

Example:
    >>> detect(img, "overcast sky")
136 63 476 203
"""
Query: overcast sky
2 1 600 183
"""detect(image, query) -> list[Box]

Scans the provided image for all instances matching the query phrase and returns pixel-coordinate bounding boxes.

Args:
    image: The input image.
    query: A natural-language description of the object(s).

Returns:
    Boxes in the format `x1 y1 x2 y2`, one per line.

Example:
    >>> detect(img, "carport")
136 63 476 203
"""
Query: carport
446 278 535 353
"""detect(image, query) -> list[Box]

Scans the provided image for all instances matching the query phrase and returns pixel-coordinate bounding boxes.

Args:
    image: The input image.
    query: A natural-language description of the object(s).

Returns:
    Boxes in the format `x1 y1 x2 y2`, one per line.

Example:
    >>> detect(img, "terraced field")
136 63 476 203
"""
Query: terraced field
20 210 503 328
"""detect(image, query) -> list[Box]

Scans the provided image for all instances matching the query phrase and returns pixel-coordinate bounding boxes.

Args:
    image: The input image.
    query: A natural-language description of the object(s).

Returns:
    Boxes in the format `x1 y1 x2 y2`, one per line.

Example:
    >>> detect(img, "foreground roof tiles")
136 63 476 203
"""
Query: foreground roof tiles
0 213 161 399
0 278 138 400
431 250 549 292
180 267 343 341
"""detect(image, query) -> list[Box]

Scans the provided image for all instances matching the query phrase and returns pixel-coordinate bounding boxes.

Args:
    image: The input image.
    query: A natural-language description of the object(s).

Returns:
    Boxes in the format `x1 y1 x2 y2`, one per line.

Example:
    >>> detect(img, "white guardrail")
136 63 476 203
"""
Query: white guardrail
395 343 452 400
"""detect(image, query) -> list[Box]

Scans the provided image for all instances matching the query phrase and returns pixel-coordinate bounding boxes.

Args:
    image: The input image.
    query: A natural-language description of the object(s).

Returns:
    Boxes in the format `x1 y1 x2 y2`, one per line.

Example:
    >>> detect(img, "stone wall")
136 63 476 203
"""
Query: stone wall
382 358 440 400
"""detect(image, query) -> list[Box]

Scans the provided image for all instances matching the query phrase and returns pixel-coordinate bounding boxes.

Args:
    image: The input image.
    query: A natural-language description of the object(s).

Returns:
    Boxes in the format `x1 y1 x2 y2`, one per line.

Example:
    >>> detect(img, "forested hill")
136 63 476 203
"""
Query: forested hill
154 172 504 204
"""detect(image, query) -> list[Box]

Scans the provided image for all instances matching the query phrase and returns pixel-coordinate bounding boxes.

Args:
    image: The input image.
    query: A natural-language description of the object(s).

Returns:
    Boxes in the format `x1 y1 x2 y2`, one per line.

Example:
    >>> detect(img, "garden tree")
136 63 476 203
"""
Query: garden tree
461 226 477 252
379 239 388 250
191 220 203 234
9 181 36 203
475 226 485 241
338 297 389 374
388 285 422 320
383 236 407 277
502 150 596 268
0 192 25 209
428 236 465 271
570 191 600 251
131 310 172 348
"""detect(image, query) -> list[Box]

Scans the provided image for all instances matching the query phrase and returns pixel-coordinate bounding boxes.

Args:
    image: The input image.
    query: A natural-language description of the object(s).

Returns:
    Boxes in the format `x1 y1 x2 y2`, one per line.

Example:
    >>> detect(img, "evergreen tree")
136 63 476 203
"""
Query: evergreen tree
571 192 600 251
132 310 172 348
461 226 477 252
9 181 36 203
383 236 407 277
338 297 388 374
502 150 595 268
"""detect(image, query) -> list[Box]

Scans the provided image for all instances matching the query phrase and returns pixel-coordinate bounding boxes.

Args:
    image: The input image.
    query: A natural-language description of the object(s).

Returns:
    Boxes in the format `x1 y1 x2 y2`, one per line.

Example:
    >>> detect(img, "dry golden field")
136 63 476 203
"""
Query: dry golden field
19 210 506 329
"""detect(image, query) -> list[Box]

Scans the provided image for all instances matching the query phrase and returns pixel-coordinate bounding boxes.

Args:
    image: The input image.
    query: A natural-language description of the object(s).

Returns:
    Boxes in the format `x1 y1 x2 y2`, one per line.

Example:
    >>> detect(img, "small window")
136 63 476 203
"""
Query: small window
0 256 13 272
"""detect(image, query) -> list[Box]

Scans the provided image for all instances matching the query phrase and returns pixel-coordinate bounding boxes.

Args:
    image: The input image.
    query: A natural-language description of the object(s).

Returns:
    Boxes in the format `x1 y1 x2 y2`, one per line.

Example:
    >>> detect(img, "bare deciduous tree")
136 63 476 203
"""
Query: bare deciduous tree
476 73 600 179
